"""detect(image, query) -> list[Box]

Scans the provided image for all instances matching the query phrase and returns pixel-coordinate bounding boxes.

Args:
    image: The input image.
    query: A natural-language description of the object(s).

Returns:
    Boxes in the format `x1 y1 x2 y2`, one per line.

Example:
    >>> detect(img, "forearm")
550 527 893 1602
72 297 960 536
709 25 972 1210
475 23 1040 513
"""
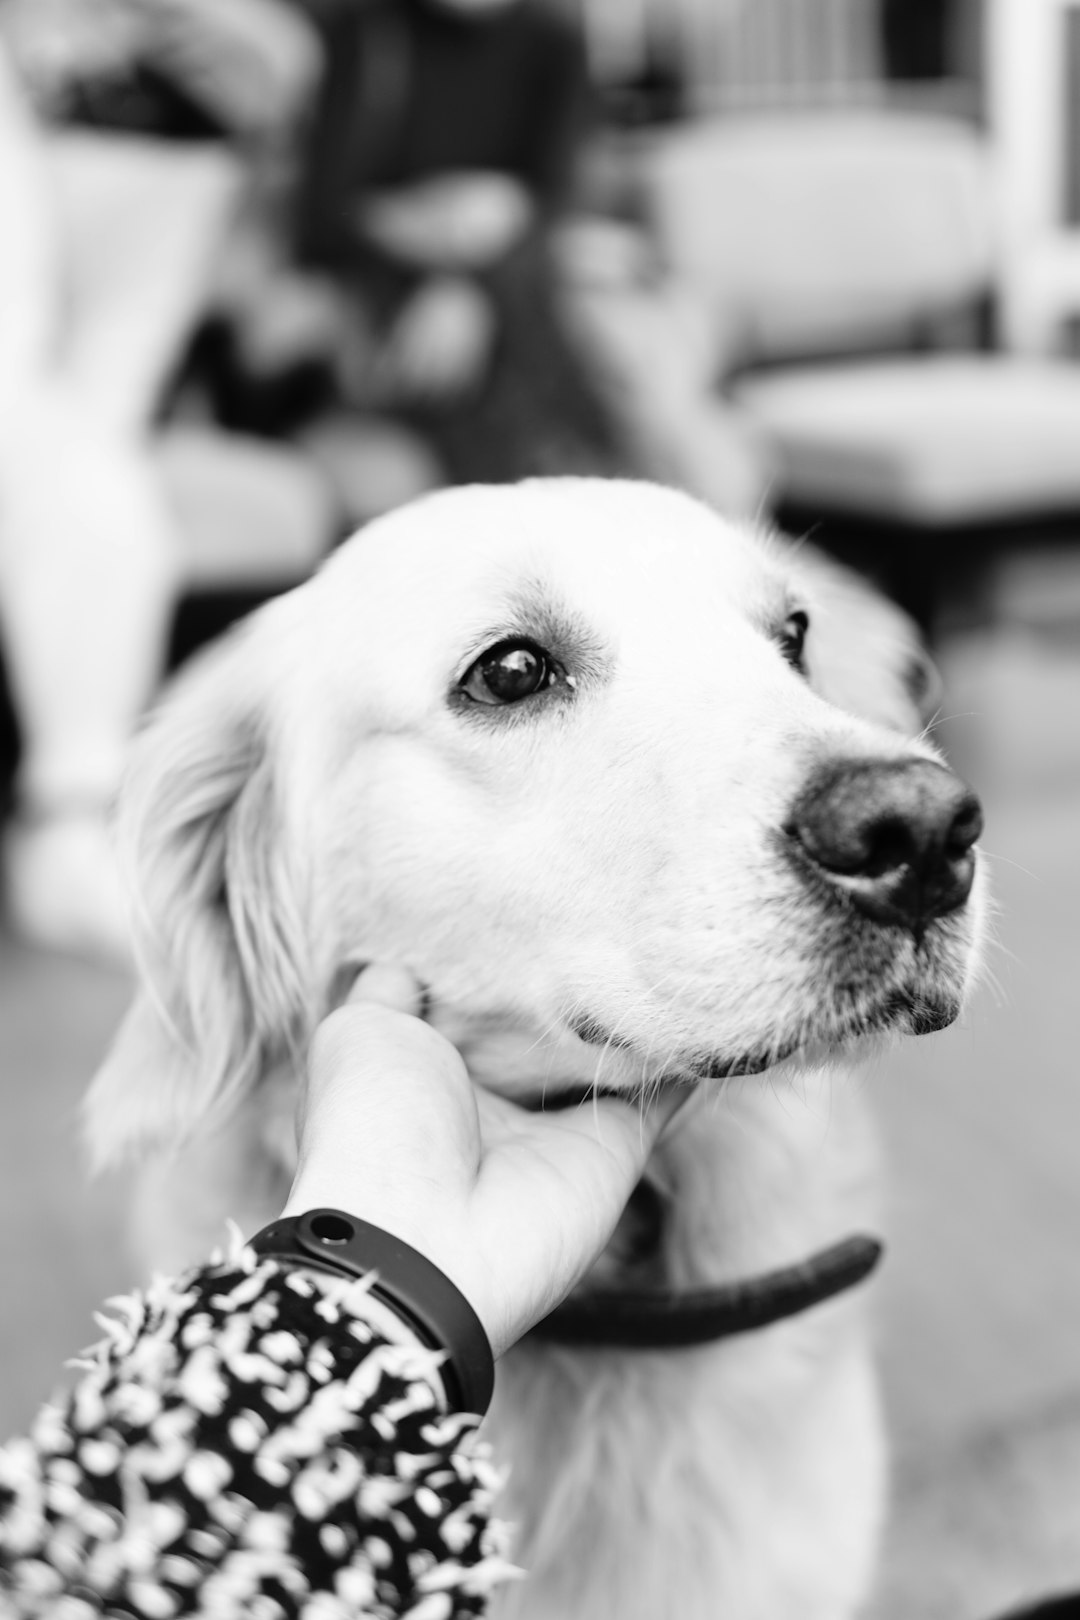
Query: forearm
357 174 536 273
145 0 324 140
0 47 55 409
0 1238 515 1617
2 0 323 141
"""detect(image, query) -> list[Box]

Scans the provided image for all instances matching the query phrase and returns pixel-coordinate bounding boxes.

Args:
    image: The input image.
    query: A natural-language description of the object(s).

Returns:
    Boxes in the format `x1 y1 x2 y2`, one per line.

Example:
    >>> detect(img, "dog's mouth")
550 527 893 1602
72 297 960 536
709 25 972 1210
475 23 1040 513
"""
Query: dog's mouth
693 989 959 1076
566 1013 796 1081
567 986 960 1090
684 1042 800 1081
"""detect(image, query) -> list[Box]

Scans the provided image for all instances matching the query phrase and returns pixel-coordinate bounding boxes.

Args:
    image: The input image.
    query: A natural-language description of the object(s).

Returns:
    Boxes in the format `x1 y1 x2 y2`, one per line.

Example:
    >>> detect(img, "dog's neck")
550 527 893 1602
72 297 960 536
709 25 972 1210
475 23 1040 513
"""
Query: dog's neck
287 992 885 1346
531 1070 882 1345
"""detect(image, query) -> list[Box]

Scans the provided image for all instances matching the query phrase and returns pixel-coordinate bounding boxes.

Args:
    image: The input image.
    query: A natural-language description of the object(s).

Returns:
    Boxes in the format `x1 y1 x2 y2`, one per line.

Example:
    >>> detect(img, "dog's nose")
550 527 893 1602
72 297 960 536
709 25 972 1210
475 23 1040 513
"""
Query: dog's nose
788 759 982 930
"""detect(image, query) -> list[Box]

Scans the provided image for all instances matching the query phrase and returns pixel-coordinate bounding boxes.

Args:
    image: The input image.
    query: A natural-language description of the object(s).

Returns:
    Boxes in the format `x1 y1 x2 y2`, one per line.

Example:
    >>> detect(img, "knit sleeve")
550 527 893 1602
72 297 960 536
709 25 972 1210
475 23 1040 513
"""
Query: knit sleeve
0 1236 519 1618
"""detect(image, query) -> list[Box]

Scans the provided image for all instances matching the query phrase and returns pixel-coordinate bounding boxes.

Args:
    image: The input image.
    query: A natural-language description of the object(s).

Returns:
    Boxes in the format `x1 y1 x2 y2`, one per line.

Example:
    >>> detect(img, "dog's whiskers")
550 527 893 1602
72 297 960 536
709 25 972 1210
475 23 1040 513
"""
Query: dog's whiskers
979 847 1041 885
916 709 990 756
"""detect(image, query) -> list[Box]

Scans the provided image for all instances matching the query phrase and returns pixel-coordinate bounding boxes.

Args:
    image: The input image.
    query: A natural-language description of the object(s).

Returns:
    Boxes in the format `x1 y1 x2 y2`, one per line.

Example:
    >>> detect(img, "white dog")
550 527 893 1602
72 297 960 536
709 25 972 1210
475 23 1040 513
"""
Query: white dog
87 479 985 1620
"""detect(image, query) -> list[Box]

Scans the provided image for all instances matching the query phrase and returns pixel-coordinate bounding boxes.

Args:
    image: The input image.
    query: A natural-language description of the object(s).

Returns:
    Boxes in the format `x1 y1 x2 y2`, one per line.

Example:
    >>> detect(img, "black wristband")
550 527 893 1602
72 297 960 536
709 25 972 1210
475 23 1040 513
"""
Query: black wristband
249 1209 495 1417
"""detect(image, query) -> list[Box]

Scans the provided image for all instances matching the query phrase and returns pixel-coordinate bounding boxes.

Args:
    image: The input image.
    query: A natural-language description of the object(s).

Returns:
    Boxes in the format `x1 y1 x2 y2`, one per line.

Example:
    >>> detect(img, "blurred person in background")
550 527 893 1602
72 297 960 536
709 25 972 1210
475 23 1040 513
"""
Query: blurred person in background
0 0 322 959
210 0 631 519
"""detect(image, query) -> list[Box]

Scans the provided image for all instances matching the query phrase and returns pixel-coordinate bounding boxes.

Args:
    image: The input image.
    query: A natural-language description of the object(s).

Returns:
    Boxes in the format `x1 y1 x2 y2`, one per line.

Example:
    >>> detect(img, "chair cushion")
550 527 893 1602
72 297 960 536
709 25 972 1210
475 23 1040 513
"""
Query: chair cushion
734 356 1080 524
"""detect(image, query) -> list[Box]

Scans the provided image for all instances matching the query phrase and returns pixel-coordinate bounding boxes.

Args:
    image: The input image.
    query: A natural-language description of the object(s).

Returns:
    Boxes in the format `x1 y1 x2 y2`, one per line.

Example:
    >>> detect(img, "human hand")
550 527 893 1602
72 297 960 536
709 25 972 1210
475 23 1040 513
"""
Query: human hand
143 0 322 136
358 173 533 270
375 275 495 402
0 0 142 104
282 966 687 1358
233 271 348 374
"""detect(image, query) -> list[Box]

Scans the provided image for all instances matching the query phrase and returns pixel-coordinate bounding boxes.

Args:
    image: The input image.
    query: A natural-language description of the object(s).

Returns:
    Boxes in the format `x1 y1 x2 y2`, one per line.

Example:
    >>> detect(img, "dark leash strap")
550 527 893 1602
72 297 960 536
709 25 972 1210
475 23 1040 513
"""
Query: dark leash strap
530 1234 883 1349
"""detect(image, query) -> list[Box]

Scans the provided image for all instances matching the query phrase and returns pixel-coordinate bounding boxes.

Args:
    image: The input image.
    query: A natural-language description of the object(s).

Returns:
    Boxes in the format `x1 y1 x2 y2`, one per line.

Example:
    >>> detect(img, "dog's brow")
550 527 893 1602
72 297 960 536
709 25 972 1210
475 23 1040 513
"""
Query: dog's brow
492 582 613 679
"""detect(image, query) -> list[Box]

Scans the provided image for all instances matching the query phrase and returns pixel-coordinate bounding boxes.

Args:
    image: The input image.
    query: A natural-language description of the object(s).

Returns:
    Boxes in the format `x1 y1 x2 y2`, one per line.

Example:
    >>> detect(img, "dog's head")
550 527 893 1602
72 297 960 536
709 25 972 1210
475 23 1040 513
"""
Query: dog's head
87 479 984 1164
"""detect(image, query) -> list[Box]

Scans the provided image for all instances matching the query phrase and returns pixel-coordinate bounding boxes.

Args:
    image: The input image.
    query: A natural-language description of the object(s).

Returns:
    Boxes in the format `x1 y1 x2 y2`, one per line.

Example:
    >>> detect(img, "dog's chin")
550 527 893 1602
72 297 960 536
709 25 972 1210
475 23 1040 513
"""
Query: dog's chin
561 985 962 1096
429 976 963 1109
681 989 961 1082
843 986 962 1040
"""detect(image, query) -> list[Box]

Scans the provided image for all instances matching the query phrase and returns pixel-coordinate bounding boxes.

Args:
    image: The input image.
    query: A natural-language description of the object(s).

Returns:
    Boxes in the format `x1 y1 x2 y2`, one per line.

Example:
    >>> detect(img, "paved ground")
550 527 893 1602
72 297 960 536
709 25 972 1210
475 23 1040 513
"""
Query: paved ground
1 561 1079 1612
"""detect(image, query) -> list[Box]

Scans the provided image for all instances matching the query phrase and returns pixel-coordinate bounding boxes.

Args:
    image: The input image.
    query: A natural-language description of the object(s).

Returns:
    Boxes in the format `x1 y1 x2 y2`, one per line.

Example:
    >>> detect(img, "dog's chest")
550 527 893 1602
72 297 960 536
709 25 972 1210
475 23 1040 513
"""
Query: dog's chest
486 1304 884 1620
482 1080 885 1620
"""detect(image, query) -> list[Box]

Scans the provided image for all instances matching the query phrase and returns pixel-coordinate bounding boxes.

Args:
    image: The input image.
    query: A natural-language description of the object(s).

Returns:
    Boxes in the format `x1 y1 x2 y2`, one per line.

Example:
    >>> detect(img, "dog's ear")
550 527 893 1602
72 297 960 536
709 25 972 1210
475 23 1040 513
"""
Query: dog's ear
86 622 310 1169
792 544 942 736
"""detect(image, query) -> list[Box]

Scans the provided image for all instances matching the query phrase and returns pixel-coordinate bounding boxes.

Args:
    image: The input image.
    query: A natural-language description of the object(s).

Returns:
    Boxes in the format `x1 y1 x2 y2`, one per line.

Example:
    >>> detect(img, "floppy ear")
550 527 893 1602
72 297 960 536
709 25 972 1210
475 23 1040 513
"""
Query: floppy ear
86 621 311 1169
791 542 942 736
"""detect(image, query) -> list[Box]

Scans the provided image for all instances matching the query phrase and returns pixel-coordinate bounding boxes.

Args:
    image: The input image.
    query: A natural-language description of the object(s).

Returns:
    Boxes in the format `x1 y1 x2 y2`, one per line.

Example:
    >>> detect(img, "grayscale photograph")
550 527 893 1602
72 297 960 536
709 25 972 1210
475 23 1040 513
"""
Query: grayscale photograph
0 3 1076 1618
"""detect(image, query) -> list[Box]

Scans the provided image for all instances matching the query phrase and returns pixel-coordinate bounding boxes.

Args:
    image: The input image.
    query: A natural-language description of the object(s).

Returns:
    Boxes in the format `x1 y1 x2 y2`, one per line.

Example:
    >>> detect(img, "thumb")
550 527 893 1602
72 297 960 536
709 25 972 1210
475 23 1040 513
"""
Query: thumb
290 999 482 1232
339 960 427 1016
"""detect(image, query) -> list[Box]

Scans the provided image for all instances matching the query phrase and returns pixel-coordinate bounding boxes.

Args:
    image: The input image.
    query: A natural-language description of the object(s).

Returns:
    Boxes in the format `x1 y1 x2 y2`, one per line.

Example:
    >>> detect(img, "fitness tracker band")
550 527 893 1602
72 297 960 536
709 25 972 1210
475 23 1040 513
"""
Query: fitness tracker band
249 1208 495 1417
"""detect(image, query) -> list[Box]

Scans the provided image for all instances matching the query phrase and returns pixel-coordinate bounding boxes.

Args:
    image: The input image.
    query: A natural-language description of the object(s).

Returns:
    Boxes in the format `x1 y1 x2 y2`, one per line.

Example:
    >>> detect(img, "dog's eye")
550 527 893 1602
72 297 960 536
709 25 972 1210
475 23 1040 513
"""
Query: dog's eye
460 639 557 705
779 610 809 673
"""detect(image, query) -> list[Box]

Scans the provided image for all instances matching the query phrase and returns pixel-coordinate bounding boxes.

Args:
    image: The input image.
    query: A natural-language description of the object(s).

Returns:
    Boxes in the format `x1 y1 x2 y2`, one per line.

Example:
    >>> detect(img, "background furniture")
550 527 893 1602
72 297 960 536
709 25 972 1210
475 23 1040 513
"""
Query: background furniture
987 0 1080 354
641 108 1080 631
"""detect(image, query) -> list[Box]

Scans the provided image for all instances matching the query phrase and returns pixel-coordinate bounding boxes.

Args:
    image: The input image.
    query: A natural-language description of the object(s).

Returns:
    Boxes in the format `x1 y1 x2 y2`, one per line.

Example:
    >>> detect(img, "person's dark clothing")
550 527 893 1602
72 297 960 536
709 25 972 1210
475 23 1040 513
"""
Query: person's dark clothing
297 0 591 284
277 0 627 483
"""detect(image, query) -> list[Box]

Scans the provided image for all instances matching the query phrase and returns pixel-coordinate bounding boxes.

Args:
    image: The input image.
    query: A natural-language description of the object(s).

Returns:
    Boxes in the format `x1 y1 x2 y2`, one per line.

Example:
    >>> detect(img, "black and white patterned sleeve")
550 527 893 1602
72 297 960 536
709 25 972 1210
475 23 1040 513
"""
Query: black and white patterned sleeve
0 1234 519 1618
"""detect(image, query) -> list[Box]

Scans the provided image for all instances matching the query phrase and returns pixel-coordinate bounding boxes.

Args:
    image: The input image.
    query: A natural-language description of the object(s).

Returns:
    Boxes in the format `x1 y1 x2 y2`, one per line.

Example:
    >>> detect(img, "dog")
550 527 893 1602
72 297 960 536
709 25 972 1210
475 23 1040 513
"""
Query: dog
87 478 985 1619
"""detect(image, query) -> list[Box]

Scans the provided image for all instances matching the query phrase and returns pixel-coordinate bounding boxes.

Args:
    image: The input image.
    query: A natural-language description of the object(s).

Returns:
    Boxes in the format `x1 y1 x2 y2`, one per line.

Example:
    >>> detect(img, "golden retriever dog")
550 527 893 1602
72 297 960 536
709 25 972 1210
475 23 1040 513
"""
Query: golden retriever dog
87 479 985 1619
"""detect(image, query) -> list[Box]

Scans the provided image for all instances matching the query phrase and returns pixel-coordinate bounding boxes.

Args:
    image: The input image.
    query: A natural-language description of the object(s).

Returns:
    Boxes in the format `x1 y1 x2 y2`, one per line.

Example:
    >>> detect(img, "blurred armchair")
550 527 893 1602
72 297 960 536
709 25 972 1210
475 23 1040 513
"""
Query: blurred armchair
638 109 1080 632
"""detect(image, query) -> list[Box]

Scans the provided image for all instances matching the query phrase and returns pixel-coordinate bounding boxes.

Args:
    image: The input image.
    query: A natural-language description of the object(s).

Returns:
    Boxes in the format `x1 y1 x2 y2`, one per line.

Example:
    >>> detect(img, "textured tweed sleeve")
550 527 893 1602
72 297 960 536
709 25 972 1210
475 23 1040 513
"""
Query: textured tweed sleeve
0 1236 518 1619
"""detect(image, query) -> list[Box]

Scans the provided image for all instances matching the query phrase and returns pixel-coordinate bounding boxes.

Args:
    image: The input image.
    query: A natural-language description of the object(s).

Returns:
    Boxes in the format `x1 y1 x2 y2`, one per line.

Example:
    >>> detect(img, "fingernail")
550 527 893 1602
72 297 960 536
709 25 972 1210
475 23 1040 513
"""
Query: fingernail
345 962 425 1016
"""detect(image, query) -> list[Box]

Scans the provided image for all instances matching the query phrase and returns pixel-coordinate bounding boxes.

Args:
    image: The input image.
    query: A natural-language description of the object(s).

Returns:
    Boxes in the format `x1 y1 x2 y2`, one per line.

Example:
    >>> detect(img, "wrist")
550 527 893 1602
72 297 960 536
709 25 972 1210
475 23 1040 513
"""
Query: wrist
251 1208 495 1416
282 1184 498 1353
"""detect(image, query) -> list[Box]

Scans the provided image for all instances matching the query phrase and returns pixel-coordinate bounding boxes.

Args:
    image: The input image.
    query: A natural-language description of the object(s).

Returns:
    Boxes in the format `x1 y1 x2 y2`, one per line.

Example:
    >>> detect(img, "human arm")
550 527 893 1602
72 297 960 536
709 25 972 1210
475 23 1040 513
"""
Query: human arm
0 0 322 138
142 0 323 139
0 971 680 1614
356 172 534 273
370 273 496 402
0 1247 513 1617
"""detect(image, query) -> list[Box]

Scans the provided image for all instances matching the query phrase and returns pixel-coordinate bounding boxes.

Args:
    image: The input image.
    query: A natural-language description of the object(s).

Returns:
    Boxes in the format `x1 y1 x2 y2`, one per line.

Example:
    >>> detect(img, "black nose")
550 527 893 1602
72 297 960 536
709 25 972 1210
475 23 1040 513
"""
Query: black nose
788 758 983 931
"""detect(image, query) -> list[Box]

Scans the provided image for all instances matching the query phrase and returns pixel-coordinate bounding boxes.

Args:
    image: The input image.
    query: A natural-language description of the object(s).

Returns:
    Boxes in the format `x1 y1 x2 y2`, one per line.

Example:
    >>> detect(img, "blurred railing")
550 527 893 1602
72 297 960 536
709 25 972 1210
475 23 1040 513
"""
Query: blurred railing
568 0 980 121
698 0 882 109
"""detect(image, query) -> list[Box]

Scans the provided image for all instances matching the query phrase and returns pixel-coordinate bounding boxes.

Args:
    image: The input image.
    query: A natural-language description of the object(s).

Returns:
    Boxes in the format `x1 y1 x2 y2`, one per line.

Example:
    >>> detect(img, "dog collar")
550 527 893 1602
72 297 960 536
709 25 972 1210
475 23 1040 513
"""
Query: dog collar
528 1233 883 1349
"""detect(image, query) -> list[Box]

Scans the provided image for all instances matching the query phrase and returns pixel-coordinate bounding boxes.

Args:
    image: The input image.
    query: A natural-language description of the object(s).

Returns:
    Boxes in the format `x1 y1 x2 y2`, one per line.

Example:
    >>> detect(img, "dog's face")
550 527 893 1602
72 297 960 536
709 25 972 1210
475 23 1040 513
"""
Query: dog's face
89 480 985 1160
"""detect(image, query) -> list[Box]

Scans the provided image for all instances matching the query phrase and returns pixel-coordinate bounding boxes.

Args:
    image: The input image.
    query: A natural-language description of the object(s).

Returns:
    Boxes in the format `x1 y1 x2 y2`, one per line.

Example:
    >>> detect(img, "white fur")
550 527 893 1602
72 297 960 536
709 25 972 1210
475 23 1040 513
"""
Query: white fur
87 479 985 1619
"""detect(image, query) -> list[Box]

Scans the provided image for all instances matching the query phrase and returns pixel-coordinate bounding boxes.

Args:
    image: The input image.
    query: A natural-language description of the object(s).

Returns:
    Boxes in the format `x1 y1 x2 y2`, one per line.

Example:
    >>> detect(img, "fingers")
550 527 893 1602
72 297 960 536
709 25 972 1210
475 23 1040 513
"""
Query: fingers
293 966 696 1358
310 1000 470 1132
463 1087 689 1352
518 1089 685 1212
305 974 477 1190
559 1088 689 1204
288 1002 481 1231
